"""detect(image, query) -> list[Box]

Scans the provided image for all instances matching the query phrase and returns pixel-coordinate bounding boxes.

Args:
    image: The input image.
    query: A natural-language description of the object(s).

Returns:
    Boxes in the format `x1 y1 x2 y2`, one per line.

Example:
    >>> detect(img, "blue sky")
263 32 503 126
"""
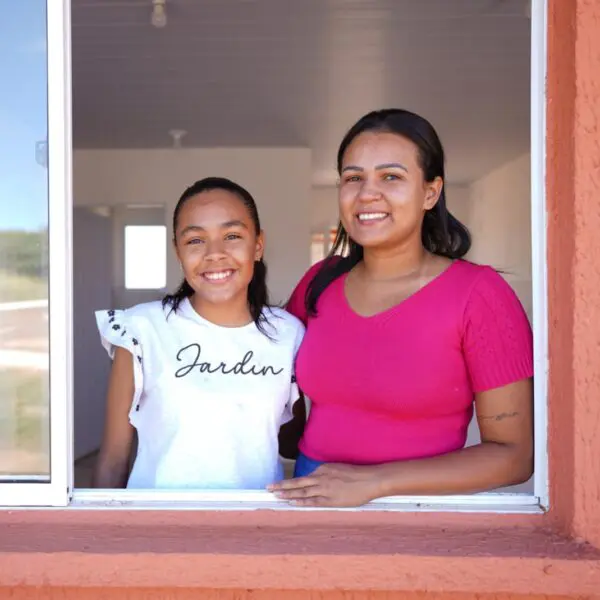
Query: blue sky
0 1 48 232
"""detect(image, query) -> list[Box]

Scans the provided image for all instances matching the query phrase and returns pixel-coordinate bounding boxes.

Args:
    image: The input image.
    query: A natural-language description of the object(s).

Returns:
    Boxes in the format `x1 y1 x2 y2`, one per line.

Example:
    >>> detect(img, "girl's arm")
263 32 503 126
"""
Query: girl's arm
92 346 136 488
269 378 533 506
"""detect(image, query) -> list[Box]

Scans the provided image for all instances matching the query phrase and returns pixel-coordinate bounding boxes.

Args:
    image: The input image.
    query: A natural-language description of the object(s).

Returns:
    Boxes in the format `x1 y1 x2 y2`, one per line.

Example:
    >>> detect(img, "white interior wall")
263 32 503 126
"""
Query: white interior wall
73 148 312 304
462 152 532 493
311 185 338 233
445 184 471 226
73 207 113 460
466 153 532 319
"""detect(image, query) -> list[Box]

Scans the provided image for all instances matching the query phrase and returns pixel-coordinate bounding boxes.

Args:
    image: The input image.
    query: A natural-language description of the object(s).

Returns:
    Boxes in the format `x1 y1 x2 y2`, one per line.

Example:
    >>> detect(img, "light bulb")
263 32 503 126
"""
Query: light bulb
151 1 167 28
169 129 187 149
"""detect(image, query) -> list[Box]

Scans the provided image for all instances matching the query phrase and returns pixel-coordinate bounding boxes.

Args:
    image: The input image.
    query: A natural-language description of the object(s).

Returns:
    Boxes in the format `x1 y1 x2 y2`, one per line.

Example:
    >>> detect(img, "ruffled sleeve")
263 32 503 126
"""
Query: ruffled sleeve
95 308 144 413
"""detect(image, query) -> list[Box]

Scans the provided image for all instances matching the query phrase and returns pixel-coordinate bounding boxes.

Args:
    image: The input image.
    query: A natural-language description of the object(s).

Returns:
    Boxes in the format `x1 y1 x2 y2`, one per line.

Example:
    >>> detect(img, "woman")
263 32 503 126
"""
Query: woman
269 109 533 507
93 177 304 489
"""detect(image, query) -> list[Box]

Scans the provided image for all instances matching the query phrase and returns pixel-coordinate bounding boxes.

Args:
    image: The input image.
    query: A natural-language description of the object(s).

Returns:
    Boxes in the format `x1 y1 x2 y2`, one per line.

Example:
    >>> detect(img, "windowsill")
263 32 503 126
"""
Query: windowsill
1 509 599 595
70 487 544 512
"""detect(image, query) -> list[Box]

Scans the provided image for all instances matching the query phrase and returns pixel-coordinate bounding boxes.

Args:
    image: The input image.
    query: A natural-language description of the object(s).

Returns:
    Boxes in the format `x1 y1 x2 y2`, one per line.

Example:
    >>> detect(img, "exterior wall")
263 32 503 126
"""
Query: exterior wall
2 1 600 599
568 0 600 545
1 591 596 600
546 0 600 545
2 511 600 598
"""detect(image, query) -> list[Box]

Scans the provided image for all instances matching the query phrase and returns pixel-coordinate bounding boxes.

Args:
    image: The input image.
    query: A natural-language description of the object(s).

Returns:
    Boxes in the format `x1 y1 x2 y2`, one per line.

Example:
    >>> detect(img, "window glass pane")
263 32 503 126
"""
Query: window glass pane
0 1 50 481
124 226 167 289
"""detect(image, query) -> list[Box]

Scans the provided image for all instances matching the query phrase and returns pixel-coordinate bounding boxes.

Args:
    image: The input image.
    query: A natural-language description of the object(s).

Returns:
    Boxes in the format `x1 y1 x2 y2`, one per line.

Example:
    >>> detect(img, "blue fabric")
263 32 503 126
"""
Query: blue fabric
293 452 324 477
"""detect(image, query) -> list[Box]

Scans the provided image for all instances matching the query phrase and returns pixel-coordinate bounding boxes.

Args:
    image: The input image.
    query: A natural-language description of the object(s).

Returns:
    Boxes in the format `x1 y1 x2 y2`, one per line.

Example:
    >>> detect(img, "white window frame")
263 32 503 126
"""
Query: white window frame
530 0 549 510
74 0 549 512
3 0 548 511
0 0 72 507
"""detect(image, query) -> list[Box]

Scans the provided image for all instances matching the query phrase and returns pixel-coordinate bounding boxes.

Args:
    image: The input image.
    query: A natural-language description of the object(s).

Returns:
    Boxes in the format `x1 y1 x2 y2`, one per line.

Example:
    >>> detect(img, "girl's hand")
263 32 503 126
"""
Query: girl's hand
268 463 383 507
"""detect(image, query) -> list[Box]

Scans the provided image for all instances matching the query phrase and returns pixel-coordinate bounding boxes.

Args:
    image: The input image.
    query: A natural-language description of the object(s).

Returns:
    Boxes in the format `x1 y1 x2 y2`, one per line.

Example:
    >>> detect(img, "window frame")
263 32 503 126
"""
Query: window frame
72 0 549 512
529 0 549 510
0 0 72 507
3 0 549 511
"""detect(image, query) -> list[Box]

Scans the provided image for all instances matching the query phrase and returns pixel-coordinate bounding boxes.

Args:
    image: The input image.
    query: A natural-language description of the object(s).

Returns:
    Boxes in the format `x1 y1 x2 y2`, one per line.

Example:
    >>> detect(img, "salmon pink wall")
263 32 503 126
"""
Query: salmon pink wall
546 0 600 546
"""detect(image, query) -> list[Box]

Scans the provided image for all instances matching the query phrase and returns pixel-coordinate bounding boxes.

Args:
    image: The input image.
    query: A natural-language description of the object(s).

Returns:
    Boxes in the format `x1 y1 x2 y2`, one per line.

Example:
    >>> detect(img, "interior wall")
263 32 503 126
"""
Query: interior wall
466 153 532 319
445 184 471 226
72 207 113 460
311 185 338 232
73 148 312 304
461 152 532 493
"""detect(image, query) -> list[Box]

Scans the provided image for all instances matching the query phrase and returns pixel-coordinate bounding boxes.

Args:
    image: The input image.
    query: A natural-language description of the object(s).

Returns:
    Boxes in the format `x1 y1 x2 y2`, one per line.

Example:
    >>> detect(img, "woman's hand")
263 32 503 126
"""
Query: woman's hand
268 463 382 507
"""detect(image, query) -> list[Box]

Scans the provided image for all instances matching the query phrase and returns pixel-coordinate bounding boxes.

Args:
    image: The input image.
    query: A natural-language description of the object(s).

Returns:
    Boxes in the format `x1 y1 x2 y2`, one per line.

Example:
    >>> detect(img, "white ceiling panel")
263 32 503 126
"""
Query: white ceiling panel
72 0 531 183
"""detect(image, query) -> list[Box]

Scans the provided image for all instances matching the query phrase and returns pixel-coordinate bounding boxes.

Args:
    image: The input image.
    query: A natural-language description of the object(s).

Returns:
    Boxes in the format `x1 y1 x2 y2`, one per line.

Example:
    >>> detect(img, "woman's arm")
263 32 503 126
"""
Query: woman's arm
92 346 136 488
374 378 534 495
269 378 533 506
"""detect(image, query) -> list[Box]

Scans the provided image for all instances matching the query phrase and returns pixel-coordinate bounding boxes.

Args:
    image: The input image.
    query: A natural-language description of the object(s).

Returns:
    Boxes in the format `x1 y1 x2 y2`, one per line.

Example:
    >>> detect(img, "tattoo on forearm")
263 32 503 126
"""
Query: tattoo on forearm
480 411 520 422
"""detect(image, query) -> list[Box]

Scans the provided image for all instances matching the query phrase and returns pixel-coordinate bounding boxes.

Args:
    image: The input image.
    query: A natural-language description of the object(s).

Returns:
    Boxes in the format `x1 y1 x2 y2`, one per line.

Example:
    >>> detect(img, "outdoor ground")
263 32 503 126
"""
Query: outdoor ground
0 270 49 478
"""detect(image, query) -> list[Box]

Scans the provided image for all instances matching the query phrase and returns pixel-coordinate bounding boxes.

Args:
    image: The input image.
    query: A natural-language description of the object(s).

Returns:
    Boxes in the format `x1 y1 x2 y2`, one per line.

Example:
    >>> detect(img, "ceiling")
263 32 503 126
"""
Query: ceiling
71 0 531 184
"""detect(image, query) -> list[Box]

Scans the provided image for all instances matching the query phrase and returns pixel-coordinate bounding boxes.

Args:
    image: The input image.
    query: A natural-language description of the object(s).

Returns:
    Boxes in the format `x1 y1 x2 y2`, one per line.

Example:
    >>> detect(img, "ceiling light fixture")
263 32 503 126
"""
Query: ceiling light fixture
151 0 167 28
169 129 187 149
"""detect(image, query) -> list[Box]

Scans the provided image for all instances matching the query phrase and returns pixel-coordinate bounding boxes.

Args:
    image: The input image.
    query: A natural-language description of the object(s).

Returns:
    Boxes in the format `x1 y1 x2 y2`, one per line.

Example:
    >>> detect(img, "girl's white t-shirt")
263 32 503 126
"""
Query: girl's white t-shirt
96 298 305 489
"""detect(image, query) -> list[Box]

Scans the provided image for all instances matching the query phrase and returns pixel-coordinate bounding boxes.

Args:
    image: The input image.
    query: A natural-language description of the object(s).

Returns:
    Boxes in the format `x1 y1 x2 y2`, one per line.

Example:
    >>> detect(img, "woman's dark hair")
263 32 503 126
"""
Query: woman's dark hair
306 108 471 316
163 176 272 335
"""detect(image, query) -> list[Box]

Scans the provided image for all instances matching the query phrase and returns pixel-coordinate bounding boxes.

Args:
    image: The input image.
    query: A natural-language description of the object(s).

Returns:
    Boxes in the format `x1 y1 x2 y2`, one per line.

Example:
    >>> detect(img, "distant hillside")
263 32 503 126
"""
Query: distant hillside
0 230 48 278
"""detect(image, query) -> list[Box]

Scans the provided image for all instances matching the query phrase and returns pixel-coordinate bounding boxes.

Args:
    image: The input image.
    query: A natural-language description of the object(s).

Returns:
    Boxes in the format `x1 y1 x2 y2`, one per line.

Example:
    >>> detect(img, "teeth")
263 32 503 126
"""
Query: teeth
357 212 388 221
204 270 233 281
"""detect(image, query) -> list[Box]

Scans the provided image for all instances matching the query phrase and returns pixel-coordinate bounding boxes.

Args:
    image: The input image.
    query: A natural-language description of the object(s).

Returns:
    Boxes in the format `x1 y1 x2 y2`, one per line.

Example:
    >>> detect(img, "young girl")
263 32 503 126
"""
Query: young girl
93 177 305 489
